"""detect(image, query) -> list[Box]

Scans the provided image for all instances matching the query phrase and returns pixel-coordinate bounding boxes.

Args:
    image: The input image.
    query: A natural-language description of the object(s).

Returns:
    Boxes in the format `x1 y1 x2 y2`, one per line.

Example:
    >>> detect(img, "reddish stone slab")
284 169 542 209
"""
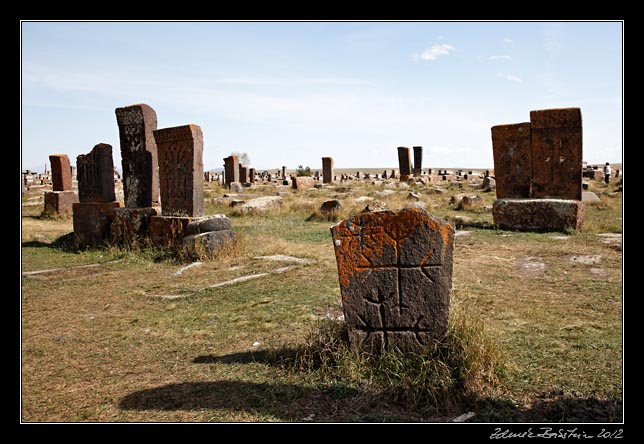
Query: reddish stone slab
397 147 412 181
322 157 334 184
110 207 159 246
530 108 582 200
492 198 585 232
330 208 454 353
223 156 239 186
291 176 315 190
115 103 160 208
491 122 532 198
154 124 204 217
49 154 72 191
73 201 122 247
76 144 116 203
43 191 78 217
413 146 423 177
149 215 192 247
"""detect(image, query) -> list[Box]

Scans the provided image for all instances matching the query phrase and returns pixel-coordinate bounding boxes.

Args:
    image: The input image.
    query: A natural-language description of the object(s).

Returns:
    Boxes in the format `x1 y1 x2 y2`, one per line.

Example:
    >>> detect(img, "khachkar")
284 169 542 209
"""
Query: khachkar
115 103 160 208
322 157 334 184
397 147 411 181
43 154 79 217
331 208 454 353
412 146 423 177
150 124 236 253
154 124 204 217
73 144 122 246
223 155 240 187
491 108 585 232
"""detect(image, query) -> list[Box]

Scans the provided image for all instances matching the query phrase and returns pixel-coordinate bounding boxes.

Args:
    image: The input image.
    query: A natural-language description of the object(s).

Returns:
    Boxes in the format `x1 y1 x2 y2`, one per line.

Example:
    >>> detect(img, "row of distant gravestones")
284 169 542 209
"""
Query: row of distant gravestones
42 104 587 354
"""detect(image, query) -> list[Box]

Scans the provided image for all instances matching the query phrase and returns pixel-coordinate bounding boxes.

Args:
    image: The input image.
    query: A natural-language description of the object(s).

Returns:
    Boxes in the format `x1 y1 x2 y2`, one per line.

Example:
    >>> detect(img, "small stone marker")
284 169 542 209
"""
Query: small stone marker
154 124 204 217
330 208 454 353
322 157 334 184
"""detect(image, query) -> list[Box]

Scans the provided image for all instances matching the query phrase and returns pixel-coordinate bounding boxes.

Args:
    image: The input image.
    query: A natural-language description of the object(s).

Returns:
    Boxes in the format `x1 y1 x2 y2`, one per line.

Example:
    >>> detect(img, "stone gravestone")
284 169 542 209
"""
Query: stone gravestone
77 143 116 203
491 108 584 231
224 155 239 187
413 146 423 177
154 124 204 217
73 144 121 246
322 157 334 184
239 165 248 184
397 147 412 181
43 154 78 217
330 208 455 353
249 168 256 183
115 103 159 208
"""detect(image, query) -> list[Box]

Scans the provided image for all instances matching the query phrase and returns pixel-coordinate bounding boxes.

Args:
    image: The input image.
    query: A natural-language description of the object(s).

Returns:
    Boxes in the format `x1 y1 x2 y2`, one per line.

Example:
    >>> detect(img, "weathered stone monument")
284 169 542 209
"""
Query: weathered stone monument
154 124 204 217
224 155 239 187
43 154 78 217
397 147 412 181
322 157 334 184
281 166 287 180
73 144 121 246
413 146 423 177
331 208 454 353
115 103 159 208
249 168 256 183
239 164 248 184
491 108 585 231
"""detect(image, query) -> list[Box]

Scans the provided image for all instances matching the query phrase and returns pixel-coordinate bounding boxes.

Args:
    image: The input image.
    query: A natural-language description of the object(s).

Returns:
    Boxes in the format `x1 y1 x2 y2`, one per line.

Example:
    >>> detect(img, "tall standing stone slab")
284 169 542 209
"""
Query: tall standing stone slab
412 146 423 177
76 144 116 203
239 165 248 184
115 104 160 208
249 168 256 183
322 157 334 184
154 125 204 217
397 147 412 181
49 154 72 191
331 208 455 353
491 122 532 198
223 156 239 186
530 108 582 200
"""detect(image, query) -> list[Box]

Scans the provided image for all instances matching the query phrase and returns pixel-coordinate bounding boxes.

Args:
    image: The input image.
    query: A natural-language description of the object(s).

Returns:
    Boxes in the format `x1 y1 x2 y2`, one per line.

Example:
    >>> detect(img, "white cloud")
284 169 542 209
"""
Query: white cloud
498 73 523 83
489 55 512 61
416 44 455 61
504 38 513 44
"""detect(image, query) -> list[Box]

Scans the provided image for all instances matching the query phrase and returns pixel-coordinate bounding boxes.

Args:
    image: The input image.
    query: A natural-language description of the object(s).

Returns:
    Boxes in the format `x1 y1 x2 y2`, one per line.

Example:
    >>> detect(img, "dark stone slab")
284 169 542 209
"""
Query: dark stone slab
397 147 412 181
115 103 159 208
149 215 192 247
223 156 239 186
330 208 454 353
413 146 422 177
491 122 532 198
76 144 116 203
110 207 159 246
322 157 334 184
185 215 233 235
43 191 78 217
49 154 72 191
183 230 237 255
154 124 204 217
492 198 585 232
72 201 122 247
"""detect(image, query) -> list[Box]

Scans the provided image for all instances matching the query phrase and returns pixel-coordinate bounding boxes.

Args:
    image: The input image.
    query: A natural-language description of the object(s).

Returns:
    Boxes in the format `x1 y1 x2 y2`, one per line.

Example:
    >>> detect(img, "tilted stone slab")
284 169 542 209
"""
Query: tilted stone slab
330 208 455 353
493 198 585 232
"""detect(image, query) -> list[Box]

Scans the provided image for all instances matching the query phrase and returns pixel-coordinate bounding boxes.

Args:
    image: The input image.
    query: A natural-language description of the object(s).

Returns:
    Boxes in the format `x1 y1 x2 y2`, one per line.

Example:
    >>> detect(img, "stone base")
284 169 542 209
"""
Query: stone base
110 207 160 246
43 191 78 217
73 202 123 247
291 176 314 190
183 230 236 256
493 199 585 232
149 215 233 248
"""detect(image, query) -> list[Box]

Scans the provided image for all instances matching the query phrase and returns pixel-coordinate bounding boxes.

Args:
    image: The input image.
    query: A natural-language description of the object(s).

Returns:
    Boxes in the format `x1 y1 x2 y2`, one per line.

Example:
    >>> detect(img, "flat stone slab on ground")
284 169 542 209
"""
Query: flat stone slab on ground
567 254 602 265
582 191 601 203
515 256 547 277
238 196 283 212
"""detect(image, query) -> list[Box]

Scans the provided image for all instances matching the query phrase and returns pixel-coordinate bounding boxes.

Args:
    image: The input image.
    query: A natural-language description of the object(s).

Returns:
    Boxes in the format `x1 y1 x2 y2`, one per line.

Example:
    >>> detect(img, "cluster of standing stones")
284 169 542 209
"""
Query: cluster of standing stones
38 106 613 354
47 103 236 253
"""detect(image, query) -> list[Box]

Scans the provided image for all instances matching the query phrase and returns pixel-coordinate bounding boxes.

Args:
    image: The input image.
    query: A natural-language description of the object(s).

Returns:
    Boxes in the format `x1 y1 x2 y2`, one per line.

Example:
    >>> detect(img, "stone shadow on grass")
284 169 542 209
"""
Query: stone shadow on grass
22 233 78 252
193 350 284 365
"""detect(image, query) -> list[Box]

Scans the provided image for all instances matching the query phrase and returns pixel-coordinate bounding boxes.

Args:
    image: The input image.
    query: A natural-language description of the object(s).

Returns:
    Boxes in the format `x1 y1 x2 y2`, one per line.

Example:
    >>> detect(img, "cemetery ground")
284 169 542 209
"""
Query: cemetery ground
21 176 622 422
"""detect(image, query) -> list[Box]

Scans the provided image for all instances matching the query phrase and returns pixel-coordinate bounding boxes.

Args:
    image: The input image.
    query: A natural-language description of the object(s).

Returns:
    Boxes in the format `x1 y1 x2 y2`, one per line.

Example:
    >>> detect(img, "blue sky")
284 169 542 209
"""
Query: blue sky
21 21 622 172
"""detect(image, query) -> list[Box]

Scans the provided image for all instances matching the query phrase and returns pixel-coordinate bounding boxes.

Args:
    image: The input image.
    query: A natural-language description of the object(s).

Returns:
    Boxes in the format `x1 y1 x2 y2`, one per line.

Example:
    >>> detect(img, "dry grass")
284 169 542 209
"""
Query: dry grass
21 178 622 422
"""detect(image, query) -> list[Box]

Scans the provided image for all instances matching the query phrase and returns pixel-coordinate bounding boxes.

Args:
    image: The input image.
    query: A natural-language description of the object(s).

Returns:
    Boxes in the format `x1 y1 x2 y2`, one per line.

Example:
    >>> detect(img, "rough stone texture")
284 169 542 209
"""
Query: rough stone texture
291 176 315 190
330 208 455 353
186 215 233 235
239 165 248 184
224 156 240 186
397 147 412 181
412 146 423 177
482 176 496 191
73 201 123 247
493 199 585 232
491 122 532 198
154 124 204 217
530 108 582 200
249 168 256 183
460 195 484 211
77 144 116 203
322 157 334 184
115 104 159 207
149 215 192 247
110 207 159 245
43 191 78 217
230 182 243 193
320 199 342 214
582 191 601 203
238 196 283 213
49 154 72 191
183 230 236 255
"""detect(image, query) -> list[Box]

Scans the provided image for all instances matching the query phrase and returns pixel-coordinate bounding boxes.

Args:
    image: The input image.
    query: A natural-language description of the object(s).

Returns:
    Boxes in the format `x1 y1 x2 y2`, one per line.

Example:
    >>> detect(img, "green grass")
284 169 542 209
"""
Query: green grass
21 179 622 422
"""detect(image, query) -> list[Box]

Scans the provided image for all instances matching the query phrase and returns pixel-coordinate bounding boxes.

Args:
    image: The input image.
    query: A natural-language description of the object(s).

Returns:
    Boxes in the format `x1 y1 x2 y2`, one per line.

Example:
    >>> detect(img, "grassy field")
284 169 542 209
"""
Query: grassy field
21 178 622 422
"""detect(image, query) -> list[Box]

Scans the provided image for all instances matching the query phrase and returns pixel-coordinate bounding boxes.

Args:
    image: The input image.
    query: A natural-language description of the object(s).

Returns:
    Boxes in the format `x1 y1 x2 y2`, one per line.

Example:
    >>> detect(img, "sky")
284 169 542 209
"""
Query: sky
21 21 623 172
